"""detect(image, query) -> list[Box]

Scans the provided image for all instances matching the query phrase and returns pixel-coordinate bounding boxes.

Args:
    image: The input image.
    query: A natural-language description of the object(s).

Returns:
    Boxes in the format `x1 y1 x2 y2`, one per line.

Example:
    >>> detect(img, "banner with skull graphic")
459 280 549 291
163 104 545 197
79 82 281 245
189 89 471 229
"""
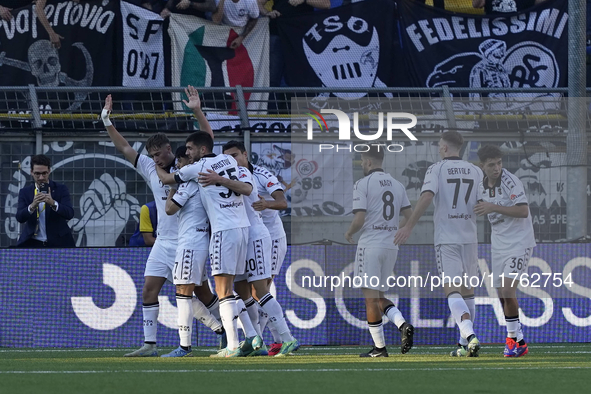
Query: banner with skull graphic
0 0 121 114
398 0 568 95
277 0 403 96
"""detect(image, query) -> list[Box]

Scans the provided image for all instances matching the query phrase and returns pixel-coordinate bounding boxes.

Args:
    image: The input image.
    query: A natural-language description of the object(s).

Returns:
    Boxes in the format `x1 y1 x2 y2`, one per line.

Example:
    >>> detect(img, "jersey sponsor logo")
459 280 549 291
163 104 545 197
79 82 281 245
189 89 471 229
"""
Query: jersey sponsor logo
267 181 276 188
447 213 472 220
379 179 392 187
240 173 248 178
219 201 244 209
372 224 397 232
510 192 523 200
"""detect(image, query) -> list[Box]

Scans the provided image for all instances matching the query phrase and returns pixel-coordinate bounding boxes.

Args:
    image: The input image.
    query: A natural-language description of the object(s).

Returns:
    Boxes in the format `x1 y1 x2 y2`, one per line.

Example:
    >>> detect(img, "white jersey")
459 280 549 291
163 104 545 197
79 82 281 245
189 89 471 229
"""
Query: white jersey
176 153 250 233
478 169 536 254
252 164 286 239
352 169 411 249
171 179 209 249
135 154 178 241
239 166 271 241
421 157 483 245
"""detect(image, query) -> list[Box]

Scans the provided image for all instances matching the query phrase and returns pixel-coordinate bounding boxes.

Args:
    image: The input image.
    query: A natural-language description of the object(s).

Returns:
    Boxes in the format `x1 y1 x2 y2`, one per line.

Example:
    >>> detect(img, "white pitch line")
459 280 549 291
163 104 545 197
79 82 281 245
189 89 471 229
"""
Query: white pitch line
1 366 591 374
0 345 590 354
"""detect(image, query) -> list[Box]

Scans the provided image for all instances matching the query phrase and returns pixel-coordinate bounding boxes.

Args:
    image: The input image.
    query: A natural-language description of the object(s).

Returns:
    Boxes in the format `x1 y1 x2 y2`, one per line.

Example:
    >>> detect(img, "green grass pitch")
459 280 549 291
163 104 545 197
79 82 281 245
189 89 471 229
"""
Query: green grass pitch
1 344 589 394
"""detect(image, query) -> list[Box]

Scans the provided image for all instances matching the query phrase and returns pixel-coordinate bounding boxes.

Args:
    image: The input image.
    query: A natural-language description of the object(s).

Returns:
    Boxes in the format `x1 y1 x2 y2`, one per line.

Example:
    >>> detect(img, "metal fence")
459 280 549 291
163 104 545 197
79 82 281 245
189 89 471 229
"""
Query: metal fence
0 86 589 247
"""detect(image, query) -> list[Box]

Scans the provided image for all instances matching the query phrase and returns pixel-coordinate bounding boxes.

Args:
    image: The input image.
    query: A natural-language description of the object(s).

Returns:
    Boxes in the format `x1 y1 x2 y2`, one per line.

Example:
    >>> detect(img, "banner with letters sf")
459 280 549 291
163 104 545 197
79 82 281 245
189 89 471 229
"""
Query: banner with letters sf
168 13 269 112
120 1 164 87
398 0 568 95
277 0 401 96
0 0 120 112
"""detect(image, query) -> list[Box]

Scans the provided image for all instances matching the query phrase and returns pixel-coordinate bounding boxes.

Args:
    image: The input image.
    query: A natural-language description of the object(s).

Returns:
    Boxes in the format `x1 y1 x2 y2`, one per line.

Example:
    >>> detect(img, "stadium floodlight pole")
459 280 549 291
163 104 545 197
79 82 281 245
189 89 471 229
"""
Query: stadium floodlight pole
566 0 588 241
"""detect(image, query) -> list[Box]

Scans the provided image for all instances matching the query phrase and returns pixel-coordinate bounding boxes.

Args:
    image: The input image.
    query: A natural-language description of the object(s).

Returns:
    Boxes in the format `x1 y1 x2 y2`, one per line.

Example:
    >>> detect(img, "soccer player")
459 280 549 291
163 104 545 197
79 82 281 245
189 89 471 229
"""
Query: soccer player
474 145 534 357
344 146 414 358
248 146 290 356
157 132 253 358
222 141 299 357
102 88 221 357
394 131 483 357
159 147 226 358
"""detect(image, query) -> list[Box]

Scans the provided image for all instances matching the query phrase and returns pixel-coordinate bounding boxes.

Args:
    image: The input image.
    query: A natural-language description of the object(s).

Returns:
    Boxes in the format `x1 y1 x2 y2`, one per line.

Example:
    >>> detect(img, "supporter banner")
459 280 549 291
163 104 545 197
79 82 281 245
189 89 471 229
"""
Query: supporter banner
277 0 401 96
168 13 269 112
289 143 353 217
0 140 151 248
206 112 295 133
120 1 164 87
0 0 120 111
0 244 589 348
398 0 568 96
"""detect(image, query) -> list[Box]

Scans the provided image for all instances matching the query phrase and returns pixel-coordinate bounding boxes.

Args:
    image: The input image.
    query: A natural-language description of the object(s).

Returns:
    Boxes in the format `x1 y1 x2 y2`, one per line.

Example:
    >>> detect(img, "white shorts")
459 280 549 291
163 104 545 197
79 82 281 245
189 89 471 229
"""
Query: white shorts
354 246 398 291
235 236 272 283
144 239 176 282
435 244 479 286
209 227 249 276
173 247 208 285
492 247 533 288
270 236 287 276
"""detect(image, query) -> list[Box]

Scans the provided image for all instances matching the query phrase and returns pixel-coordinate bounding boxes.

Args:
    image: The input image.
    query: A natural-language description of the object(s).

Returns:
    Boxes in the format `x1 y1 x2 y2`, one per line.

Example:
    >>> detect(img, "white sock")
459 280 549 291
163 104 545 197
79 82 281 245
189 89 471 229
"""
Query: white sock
384 304 405 329
259 293 294 343
368 320 386 349
464 296 475 322
235 296 258 338
219 296 240 350
176 295 193 348
269 323 281 343
448 293 475 338
192 297 222 333
244 297 262 337
258 304 269 334
461 296 475 345
206 295 221 322
142 302 159 344
506 315 520 339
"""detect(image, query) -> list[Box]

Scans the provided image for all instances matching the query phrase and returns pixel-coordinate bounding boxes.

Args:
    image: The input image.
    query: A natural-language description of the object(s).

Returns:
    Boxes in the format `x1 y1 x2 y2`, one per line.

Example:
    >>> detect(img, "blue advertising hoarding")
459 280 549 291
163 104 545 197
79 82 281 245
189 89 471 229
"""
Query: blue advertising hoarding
0 244 589 348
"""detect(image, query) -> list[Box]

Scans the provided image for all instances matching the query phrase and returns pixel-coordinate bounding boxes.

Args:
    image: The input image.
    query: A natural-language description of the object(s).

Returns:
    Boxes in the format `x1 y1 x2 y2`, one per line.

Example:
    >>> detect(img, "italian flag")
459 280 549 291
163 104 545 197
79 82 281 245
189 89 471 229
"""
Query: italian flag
169 14 269 113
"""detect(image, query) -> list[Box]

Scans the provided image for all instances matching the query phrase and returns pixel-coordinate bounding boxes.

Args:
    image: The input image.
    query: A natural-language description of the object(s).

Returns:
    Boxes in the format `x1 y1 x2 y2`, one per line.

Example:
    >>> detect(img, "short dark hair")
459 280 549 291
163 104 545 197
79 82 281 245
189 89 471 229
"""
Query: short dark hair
361 145 384 162
146 133 170 152
175 146 188 159
222 140 246 153
441 131 464 151
477 145 503 163
31 154 51 169
186 131 213 152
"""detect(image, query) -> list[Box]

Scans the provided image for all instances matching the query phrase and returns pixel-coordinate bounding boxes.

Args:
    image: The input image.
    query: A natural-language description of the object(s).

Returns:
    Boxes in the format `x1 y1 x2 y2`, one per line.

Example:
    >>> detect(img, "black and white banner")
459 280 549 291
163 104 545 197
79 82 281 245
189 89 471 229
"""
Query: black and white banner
398 0 568 93
121 1 164 87
277 0 401 97
0 0 120 95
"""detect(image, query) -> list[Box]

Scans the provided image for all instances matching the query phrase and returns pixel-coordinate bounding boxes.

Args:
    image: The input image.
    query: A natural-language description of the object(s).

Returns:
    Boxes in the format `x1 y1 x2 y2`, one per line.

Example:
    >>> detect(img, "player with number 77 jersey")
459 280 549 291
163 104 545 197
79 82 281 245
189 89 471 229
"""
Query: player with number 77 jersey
394 131 484 358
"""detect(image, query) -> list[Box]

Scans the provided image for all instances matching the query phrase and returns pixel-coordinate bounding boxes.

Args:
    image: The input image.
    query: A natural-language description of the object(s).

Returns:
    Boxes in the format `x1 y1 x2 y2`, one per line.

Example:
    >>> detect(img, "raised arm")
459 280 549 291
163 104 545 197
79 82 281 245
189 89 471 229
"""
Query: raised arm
102 95 139 164
183 85 214 140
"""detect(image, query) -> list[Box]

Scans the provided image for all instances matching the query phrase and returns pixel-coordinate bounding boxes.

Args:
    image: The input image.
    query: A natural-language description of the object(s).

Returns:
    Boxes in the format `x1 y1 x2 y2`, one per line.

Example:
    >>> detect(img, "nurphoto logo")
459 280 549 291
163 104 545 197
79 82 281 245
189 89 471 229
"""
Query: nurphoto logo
305 108 418 153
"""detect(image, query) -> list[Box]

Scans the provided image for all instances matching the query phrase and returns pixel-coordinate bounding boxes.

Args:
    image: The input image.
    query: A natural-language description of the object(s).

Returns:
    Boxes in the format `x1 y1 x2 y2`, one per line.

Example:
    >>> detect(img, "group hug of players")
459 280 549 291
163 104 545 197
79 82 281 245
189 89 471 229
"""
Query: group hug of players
102 87 533 358
102 87 297 357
